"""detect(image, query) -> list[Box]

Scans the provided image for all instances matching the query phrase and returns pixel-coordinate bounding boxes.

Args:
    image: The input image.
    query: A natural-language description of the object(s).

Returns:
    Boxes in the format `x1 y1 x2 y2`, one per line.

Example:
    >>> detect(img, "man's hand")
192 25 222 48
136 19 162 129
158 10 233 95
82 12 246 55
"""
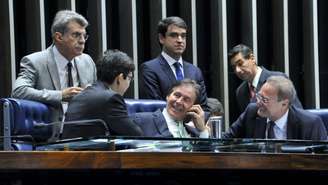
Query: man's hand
62 87 83 101
186 104 207 131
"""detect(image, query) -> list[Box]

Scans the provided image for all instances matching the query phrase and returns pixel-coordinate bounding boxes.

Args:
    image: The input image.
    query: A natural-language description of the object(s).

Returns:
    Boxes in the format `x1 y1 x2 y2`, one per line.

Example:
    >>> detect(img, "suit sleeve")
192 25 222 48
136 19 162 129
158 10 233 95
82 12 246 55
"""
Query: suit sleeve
223 106 250 138
104 94 143 136
11 57 62 107
309 116 327 140
139 63 164 100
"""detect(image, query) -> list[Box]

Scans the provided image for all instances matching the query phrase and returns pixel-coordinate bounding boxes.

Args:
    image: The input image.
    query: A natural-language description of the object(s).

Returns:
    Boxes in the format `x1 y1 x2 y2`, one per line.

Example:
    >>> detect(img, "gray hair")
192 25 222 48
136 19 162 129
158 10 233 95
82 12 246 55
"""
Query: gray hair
266 75 296 105
51 10 88 36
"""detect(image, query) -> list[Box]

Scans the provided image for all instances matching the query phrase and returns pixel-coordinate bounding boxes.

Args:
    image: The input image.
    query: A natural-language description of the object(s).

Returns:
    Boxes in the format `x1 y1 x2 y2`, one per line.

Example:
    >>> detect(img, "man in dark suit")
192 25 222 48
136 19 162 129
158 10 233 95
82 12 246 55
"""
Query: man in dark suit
12 10 97 122
228 44 302 113
139 16 218 112
224 76 327 140
133 79 209 138
65 50 143 137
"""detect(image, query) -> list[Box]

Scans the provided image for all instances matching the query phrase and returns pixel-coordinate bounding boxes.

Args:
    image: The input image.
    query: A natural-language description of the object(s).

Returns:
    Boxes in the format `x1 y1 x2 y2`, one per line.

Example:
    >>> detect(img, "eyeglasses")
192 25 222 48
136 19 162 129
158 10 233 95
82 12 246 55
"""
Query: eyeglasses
70 32 89 41
166 32 187 39
127 74 134 81
255 93 274 104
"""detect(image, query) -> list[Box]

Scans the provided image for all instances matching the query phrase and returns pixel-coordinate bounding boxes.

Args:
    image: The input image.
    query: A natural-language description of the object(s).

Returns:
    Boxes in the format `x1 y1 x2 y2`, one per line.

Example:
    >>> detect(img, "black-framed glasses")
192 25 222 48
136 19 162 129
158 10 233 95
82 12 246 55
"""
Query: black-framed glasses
71 32 89 41
166 32 187 39
127 74 134 81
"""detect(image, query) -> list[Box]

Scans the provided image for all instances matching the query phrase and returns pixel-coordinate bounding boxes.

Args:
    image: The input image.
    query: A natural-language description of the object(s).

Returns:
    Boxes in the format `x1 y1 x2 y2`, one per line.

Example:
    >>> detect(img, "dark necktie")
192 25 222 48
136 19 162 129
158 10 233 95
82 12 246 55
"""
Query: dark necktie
249 83 256 99
67 62 73 87
267 121 276 139
173 62 184 81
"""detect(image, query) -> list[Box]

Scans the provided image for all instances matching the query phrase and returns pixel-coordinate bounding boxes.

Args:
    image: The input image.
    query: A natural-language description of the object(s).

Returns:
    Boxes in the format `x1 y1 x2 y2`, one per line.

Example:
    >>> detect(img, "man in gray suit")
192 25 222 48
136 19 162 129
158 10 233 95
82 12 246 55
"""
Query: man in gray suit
12 10 96 122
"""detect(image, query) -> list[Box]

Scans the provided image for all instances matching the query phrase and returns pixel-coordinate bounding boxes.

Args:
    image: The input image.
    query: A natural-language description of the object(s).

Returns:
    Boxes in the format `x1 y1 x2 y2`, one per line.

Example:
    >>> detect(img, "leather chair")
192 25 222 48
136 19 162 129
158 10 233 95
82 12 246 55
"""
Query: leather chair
1 98 166 150
125 98 166 115
1 98 52 150
307 109 328 134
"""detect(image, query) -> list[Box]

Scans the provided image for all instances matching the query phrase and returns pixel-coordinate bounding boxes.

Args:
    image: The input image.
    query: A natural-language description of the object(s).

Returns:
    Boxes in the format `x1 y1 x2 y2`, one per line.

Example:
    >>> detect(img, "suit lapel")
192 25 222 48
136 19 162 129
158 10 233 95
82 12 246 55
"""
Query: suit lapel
153 110 172 137
182 61 191 78
254 117 267 138
46 46 61 90
159 55 177 83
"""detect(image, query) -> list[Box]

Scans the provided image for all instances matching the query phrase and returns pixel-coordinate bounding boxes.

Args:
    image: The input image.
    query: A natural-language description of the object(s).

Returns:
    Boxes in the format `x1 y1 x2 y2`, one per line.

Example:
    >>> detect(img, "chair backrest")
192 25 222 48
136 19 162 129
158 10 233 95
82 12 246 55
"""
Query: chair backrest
1 98 52 150
307 109 328 133
125 99 166 115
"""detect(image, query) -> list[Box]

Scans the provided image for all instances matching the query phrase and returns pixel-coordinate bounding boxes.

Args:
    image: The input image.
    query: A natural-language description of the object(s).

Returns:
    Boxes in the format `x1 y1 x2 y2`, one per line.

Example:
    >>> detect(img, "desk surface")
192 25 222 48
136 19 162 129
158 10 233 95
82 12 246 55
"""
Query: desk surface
0 151 328 170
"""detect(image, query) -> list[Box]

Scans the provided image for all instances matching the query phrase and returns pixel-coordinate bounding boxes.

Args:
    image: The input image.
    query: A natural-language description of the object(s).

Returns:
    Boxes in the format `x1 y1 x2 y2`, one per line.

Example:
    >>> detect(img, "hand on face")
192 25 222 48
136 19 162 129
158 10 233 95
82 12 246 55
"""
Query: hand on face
186 104 206 131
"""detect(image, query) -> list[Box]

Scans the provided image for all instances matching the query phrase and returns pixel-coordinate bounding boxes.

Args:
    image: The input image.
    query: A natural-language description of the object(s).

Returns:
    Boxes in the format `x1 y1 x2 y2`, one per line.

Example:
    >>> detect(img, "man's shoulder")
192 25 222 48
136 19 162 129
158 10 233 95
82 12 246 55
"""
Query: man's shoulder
142 56 162 67
261 67 286 77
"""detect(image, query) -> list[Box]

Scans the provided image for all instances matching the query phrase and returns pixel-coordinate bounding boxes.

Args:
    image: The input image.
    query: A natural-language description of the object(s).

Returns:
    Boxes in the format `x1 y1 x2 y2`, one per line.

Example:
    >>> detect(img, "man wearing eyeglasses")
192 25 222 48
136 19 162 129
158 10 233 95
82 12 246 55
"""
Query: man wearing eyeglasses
224 76 327 140
228 44 302 116
12 10 96 122
65 50 143 137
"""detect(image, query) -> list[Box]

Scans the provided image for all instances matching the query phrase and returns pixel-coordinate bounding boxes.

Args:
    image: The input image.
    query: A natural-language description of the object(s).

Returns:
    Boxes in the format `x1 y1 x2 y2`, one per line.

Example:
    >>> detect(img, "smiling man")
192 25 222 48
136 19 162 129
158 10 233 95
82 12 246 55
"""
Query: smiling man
228 44 302 114
133 79 209 138
224 76 327 140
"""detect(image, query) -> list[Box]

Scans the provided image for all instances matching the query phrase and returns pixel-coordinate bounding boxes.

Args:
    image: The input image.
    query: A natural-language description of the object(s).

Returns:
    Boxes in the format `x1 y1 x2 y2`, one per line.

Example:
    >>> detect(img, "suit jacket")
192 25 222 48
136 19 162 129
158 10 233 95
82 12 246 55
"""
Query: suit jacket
139 55 209 111
65 81 143 137
224 103 327 140
12 45 97 121
132 110 199 137
236 67 303 112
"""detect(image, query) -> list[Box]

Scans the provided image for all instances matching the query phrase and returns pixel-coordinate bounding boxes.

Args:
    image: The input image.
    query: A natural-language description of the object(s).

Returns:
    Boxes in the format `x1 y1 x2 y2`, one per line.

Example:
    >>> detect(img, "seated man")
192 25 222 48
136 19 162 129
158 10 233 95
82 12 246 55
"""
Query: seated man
133 79 209 138
224 76 327 140
65 49 143 137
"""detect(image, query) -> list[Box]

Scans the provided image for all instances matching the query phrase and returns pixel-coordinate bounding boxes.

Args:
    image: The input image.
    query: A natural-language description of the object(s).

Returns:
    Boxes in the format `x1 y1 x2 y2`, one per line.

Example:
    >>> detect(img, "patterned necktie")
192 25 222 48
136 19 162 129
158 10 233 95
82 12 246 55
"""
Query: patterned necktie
249 83 256 100
267 121 276 139
173 62 184 81
67 62 73 87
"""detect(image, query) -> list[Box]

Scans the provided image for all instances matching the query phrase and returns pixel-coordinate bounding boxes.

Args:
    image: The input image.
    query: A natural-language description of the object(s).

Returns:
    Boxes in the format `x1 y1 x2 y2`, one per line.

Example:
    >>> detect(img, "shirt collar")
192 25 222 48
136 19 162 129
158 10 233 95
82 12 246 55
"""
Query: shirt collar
251 66 262 89
267 109 289 131
53 45 75 69
161 51 183 67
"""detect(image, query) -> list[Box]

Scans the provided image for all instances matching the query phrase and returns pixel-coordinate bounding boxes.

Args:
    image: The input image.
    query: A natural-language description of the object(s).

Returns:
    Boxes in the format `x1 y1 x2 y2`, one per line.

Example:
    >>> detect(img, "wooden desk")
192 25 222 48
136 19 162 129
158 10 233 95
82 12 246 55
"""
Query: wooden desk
0 151 327 170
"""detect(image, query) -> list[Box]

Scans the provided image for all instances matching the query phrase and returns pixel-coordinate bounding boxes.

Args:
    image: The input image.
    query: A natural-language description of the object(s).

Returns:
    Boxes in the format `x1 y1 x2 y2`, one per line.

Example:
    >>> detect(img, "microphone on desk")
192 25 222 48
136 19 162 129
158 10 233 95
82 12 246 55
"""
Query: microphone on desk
33 119 110 142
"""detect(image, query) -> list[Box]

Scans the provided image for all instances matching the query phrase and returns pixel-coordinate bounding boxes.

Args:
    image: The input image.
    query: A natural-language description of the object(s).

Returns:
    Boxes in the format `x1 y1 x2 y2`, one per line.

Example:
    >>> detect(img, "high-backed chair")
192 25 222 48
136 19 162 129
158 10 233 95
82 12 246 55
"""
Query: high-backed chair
1 98 52 150
307 109 328 134
1 98 166 150
125 99 166 115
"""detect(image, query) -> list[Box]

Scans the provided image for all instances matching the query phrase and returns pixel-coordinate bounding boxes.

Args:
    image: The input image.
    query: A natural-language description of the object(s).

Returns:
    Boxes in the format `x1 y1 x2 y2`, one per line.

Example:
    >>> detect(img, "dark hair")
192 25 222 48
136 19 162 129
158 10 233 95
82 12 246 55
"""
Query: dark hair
97 49 135 85
157 16 187 37
166 79 201 104
228 44 253 61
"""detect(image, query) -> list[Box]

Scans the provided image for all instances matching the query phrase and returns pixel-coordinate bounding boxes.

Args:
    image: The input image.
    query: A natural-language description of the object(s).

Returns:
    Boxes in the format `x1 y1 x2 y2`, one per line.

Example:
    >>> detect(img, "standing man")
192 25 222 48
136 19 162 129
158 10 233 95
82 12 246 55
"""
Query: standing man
12 10 96 122
228 44 302 113
139 16 214 112
133 79 209 138
65 50 143 137
224 76 327 140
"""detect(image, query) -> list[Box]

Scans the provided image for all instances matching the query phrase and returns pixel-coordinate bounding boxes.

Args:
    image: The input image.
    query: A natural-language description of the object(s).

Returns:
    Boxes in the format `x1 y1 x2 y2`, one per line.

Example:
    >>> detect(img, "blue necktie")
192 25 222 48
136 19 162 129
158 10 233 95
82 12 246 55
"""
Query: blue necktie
174 62 184 81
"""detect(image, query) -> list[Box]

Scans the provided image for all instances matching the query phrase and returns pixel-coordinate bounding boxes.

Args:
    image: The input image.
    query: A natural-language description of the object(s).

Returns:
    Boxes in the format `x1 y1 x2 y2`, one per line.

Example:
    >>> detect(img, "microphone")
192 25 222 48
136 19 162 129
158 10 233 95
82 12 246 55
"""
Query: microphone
33 119 109 142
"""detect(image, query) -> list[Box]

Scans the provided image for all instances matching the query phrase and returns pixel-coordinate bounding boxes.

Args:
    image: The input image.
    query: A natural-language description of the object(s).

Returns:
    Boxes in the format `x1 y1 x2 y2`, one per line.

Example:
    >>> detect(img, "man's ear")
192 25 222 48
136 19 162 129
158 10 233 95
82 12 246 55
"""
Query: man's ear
159 33 165 45
54 32 63 42
249 54 256 65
